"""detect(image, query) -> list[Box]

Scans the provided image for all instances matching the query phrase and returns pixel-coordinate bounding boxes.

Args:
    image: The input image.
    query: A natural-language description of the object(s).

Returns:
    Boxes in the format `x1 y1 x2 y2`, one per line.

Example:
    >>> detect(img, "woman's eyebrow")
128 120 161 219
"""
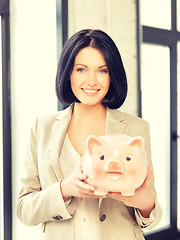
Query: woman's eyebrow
74 63 107 68
98 64 107 68
74 63 88 67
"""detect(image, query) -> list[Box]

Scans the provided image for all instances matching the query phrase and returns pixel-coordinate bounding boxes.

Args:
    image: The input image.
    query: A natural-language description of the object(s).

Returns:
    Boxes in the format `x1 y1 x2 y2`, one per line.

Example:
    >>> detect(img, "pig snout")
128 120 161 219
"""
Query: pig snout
106 161 124 173
105 161 124 181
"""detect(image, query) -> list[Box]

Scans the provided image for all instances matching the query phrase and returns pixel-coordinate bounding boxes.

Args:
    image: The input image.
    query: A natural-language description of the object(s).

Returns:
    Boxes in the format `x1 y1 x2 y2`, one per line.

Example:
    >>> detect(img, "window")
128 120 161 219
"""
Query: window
139 0 180 239
56 0 68 110
141 0 171 30
141 44 171 231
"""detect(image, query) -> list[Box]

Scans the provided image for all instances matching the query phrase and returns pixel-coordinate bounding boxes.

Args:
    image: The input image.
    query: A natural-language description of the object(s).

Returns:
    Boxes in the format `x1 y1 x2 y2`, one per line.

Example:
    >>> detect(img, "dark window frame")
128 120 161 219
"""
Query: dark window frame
0 0 12 240
137 0 180 239
56 0 68 111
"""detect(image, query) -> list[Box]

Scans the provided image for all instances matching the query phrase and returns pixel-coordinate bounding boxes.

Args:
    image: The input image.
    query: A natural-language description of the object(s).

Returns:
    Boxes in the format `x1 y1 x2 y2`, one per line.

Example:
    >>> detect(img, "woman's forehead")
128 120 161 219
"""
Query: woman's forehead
74 47 107 66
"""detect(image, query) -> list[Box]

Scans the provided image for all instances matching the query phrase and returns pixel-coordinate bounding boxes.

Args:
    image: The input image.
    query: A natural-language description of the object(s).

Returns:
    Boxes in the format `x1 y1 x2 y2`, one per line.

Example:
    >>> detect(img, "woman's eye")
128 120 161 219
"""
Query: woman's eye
99 69 107 74
77 68 85 72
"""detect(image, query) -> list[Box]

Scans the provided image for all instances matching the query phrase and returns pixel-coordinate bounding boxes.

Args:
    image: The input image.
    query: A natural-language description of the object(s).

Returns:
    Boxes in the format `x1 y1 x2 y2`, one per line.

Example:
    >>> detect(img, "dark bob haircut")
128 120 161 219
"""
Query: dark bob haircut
56 29 128 109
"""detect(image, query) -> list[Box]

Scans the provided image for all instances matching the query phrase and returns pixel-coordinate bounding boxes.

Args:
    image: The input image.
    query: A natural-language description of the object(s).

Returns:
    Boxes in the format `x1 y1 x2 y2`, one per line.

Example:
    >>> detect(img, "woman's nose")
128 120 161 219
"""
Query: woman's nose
87 72 97 86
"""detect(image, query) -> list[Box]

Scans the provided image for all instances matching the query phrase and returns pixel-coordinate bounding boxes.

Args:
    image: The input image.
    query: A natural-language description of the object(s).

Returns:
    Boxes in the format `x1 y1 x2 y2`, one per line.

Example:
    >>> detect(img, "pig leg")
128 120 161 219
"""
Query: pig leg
94 188 108 196
121 190 135 196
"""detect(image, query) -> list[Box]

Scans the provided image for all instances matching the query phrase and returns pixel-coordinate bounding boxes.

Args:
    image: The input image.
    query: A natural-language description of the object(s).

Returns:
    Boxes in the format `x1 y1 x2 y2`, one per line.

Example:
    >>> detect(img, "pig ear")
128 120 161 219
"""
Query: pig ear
127 136 144 154
86 135 103 155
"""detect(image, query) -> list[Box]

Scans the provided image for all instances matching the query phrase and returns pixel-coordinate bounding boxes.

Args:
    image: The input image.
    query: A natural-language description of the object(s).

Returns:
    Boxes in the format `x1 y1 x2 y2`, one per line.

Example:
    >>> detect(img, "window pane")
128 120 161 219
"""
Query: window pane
141 44 170 232
0 16 4 240
177 42 180 230
140 0 171 30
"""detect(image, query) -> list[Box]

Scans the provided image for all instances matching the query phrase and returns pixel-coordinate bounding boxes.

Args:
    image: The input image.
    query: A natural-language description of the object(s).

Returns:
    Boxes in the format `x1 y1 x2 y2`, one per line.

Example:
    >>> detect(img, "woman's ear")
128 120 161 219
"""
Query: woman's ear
86 135 103 155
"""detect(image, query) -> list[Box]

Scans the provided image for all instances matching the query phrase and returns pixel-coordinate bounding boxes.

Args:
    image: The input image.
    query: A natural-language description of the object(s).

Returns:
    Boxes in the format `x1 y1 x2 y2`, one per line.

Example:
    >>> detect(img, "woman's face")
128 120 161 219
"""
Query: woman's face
70 47 110 107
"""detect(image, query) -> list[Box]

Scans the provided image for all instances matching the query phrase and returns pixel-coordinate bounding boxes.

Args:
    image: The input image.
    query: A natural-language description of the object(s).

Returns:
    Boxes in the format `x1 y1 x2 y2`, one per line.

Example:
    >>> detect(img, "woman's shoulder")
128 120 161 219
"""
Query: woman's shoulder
107 108 148 125
107 108 150 137
36 105 72 129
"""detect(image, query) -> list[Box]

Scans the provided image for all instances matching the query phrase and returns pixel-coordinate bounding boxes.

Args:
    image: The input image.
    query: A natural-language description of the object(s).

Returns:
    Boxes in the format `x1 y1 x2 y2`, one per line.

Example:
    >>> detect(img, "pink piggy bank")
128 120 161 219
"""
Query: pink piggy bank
82 134 148 196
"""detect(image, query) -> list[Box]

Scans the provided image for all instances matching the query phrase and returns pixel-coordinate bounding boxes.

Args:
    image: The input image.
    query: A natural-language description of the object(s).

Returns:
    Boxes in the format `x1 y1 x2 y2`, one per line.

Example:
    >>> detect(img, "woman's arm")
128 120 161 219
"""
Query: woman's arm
107 120 162 229
16 119 73 226
17 118 106 226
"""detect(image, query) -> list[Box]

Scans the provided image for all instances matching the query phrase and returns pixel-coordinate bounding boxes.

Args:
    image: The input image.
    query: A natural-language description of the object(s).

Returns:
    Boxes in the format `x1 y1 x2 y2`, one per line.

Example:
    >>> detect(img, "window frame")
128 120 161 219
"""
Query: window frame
56 0 68 111
137 0 180 239
0 0 12 240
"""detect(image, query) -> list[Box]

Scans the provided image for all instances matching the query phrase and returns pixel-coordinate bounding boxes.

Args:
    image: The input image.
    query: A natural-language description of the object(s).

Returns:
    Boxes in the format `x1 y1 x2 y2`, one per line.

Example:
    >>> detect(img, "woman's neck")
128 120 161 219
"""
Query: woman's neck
72 103 107 121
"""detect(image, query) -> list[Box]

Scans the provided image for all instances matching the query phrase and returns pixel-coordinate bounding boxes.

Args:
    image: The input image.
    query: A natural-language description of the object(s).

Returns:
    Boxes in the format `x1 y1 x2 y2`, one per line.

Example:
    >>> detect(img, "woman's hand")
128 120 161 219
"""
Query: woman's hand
60 163 107 200
107 166 155 218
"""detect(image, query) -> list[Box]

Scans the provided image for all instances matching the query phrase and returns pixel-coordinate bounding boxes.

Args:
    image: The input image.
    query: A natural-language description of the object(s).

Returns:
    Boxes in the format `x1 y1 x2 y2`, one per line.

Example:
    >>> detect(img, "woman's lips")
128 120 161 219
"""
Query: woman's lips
81 88 100 96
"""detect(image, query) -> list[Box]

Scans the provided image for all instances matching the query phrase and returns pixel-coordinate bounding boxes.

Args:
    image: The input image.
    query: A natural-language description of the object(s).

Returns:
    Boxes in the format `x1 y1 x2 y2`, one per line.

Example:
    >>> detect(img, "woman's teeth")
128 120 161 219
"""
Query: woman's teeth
83 89 98 93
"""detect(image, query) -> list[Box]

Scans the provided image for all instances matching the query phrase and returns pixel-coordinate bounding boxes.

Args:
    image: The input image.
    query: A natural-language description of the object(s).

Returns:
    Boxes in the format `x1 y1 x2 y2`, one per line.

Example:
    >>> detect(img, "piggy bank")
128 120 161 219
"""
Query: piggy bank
82 134 148 196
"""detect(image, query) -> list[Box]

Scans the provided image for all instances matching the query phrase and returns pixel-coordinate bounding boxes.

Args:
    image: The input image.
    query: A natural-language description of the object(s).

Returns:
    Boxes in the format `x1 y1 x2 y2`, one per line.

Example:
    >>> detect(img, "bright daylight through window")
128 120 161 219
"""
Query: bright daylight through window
141 0 171 30
141 44 170 232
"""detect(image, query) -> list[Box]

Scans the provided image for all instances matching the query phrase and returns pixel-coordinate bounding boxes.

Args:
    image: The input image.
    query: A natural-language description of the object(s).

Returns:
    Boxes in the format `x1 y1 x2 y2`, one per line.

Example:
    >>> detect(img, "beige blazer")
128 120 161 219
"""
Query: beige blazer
17 105 162 240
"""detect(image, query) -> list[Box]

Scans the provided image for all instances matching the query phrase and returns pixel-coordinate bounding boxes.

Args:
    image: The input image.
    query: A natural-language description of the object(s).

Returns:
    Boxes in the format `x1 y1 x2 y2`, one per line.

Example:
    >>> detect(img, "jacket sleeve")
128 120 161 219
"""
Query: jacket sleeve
134 120 162 230
16 119 75 226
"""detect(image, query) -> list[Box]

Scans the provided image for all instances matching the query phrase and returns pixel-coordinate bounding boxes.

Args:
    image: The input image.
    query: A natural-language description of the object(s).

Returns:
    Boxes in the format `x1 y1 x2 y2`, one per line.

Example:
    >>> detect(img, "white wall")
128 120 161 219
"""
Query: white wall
10 1 58 239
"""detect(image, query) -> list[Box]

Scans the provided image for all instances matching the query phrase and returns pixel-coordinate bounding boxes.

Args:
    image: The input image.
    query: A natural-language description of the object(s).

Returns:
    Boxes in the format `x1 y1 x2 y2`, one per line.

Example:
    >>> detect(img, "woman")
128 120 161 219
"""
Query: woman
17 29 162 240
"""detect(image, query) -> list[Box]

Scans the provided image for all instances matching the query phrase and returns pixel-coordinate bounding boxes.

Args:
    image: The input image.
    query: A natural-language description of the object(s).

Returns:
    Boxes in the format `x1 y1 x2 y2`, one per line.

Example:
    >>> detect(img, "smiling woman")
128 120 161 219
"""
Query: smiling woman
56 29 128 110
17 29 162 240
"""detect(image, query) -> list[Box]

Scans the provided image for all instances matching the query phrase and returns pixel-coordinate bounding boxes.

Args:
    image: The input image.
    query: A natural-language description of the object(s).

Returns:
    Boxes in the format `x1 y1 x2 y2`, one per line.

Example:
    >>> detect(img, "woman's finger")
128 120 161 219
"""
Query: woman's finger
141 165 151 187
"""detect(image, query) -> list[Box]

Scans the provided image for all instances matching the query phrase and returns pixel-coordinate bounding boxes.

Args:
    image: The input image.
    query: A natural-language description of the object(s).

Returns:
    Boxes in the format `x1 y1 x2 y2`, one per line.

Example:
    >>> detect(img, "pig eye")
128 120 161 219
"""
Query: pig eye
100 155 105 160
126 156 131 161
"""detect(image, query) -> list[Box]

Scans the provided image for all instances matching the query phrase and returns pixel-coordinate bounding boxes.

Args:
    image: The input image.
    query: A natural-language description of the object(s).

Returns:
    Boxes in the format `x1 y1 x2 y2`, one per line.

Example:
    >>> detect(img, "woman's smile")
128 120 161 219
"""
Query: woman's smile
81 88 100 96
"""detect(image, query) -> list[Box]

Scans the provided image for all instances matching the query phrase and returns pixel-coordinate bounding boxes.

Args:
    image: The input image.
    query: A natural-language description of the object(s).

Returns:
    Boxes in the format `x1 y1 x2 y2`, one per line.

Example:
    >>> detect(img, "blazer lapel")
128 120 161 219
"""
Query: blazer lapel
106 108 126 135
50 105 73 180
50 106 127 183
